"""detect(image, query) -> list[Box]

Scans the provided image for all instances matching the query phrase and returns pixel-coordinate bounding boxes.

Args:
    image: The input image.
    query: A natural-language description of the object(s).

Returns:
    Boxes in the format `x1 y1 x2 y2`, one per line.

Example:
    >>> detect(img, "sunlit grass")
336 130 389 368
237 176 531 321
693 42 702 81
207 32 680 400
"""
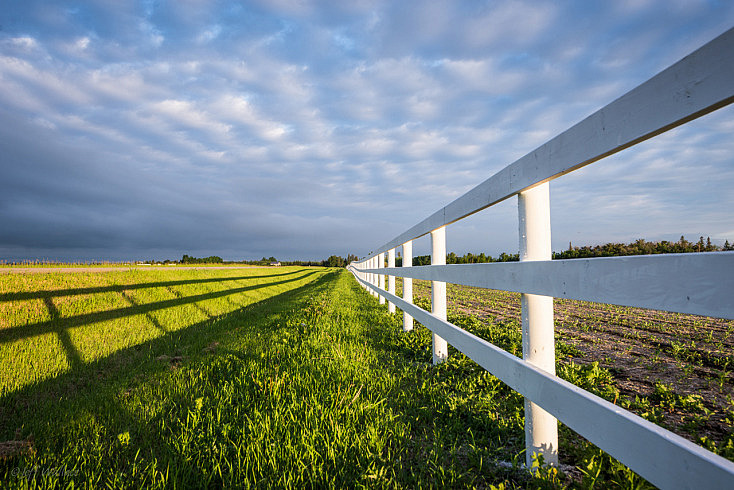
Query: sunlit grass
0 267 322 394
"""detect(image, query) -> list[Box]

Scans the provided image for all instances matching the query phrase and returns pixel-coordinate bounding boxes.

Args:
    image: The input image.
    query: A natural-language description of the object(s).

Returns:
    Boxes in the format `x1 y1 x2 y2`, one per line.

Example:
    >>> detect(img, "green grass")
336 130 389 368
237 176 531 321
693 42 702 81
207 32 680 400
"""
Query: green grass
0 267 321 394
0 267 708 487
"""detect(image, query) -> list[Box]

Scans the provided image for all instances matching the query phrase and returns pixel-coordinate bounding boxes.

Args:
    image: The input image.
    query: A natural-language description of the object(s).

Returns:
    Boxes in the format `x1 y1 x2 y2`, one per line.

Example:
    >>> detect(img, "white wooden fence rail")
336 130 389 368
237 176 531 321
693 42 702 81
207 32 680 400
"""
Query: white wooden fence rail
347 26 734 489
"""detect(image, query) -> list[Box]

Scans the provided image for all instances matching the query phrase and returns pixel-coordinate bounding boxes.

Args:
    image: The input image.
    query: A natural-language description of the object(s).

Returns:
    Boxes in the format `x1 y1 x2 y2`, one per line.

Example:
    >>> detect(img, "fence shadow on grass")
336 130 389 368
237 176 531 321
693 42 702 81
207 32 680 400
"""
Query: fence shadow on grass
0 270 339 440
0 271 320 347
0 268 313 376
0 269 305 303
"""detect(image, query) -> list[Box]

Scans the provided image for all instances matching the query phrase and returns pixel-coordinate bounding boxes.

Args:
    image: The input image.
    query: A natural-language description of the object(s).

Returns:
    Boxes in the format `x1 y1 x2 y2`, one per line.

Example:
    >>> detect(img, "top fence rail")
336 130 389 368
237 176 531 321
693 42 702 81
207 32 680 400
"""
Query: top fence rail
362 26 734 262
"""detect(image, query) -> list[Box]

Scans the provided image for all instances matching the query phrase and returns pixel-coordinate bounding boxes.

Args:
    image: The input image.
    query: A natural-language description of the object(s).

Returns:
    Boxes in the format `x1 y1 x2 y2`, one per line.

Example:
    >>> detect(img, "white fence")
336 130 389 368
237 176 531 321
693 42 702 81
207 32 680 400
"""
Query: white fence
347 27 734 489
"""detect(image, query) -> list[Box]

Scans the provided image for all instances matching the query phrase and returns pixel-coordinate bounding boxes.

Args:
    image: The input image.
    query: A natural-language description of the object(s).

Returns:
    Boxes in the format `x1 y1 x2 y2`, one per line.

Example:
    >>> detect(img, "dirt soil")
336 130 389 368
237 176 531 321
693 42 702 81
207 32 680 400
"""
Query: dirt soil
410 279 734 449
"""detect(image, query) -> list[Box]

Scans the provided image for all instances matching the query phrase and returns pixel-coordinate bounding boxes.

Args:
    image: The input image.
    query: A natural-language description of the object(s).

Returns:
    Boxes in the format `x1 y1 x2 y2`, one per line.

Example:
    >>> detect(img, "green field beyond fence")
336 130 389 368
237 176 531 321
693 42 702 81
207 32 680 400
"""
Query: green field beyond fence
0 268 731 488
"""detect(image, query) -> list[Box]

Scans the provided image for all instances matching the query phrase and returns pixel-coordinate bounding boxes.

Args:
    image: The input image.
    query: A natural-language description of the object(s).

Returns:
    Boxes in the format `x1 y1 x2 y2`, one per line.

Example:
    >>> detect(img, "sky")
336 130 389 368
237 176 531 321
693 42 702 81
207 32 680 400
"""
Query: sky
1 1 733 262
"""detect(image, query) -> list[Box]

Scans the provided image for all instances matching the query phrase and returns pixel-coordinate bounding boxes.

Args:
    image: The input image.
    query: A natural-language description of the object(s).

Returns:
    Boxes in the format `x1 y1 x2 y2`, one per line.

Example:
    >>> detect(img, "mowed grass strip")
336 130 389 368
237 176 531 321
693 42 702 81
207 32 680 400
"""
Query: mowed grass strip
1 268 669 488
0 267 321 394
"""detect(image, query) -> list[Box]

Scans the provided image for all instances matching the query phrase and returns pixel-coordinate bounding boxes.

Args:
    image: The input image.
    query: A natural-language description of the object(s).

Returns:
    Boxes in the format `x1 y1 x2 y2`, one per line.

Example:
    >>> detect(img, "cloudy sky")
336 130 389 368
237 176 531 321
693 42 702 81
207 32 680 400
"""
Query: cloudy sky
1 1 733 262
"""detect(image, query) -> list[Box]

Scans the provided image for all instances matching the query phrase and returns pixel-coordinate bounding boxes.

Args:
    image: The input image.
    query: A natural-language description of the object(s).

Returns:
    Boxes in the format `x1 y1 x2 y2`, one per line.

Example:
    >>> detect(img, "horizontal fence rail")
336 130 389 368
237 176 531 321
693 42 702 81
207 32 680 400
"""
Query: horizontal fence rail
360 252 734 320
348 26 734 489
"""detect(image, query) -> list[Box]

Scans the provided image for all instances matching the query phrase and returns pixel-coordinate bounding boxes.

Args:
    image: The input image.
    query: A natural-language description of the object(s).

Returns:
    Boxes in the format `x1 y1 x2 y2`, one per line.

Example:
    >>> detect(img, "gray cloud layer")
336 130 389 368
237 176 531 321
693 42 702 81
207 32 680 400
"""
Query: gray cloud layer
1 1 733 261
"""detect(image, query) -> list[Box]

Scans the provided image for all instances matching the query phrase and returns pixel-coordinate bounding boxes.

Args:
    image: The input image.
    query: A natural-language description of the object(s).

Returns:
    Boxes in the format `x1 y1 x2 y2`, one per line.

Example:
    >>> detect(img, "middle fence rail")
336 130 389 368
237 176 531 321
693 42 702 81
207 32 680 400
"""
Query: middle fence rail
348 26 734 489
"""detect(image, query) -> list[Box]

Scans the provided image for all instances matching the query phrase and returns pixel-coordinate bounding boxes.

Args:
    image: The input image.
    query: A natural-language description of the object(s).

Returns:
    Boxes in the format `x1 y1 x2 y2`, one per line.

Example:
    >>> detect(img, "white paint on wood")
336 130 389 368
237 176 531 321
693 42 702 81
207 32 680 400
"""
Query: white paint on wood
402 240 414 331
368 252 734 320
388 248 396 313
374 256 379 298
350 272 734 489
518 182 558 467
378 253 385 304
431 226 448 364
371 256 377 297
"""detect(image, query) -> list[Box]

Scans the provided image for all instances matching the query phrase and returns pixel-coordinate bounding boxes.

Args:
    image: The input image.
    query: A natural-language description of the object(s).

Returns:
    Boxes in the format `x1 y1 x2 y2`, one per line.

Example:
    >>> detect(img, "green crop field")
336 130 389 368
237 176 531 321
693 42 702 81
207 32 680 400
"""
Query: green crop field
0 268 731 488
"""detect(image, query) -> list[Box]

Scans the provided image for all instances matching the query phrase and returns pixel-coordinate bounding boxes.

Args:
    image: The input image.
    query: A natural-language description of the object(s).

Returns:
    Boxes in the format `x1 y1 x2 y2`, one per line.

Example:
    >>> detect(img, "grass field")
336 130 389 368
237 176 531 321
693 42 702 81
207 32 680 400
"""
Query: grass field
0 267 731 488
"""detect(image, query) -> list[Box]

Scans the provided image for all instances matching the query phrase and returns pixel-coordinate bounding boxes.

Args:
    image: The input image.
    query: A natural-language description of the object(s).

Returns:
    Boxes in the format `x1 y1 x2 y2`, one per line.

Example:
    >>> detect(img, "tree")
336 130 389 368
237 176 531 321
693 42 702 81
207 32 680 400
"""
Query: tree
325 255 345 268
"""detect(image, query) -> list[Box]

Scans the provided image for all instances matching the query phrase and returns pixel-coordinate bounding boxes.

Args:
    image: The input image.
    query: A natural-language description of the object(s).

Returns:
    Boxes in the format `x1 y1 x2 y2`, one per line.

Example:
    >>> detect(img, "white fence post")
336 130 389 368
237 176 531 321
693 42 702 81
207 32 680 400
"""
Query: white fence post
402 240 413 331
431 226 448 364
370 257 376 297
518 182 558 468
388 249 396 313
362 260 367 289
361 260 367 290
378 253 385 304
372 256 378 297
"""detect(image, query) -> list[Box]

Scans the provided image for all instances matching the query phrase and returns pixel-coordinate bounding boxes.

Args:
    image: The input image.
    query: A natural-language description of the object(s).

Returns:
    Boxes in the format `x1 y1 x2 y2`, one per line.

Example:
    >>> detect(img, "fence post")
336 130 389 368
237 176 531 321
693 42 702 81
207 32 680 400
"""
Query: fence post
518 182 558 468
368 257 374 296
388 249 396 313
431 226 448 364
378 253 385 304
361 260 366 290
402 240 413 331
372 256 378 297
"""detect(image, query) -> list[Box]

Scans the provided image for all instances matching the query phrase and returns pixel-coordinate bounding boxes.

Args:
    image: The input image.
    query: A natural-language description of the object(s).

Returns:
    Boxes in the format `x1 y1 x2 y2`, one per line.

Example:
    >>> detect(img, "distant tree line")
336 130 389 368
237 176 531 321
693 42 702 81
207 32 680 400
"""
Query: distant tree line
396 251 519 267
320 254 359 268
175 254 359 268
180 254 223 264
553 236 732 260
391 236 732 266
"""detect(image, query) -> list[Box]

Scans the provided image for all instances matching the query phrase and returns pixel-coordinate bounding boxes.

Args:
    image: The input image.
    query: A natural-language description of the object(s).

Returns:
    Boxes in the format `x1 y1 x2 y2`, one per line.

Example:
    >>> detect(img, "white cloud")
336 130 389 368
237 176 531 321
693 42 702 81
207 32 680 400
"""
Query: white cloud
0 55 91 107
197 24 222 44
150 99 232 136
139 20 164 47
461 1 557 49
75 36 90 50
211 94 291 141
4 36 40 52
